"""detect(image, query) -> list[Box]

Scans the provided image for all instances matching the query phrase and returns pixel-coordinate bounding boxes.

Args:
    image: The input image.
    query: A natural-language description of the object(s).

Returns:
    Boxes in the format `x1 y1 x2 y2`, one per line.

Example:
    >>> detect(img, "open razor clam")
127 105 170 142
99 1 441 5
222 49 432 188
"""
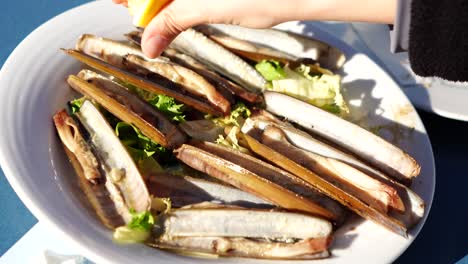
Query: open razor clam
67 71 186 148
54 104 332 259
56 24 426 260
243 115 424 228
194 24 346 71
125 28 268 93
151 208 333 259
53 103 151 226
263 91 421 183
126 31 262 103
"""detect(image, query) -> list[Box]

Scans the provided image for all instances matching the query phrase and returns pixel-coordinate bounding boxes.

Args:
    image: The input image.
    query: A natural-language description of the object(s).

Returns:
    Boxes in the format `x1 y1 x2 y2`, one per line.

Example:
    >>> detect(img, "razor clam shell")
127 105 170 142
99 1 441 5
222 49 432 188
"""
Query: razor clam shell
151 237 330 260
195 24 346 70
170 28 267 92
75 100 151 212
124 32 258 103
77 69 186 148
160 209 332 239
53 110 129 228
124 54 231 114
76 34 151 68
241 133 408 237
260 126 405 215
146 173 273 208
71 36 223 116
246 117 424 227
53 109 100 183
162 48 262 103
264 91 421 183
192 141 347 225
175 144 335 220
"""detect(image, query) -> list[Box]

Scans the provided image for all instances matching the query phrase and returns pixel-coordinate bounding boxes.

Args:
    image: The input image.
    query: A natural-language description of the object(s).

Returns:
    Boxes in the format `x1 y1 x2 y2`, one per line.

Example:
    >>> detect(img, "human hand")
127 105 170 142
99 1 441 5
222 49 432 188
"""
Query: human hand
112 0 128 7
113 0 312 58
113 0 397 58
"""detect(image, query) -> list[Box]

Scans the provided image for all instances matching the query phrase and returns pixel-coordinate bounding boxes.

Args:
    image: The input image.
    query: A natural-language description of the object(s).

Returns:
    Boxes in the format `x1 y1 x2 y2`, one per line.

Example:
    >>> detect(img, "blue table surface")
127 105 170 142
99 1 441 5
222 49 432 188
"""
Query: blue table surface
1 1 467 263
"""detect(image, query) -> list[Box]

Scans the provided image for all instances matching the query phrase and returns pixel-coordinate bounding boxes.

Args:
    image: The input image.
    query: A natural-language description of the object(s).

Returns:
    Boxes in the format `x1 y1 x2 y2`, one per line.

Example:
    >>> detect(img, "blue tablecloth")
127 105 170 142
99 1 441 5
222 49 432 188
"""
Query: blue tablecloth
0 1 467 263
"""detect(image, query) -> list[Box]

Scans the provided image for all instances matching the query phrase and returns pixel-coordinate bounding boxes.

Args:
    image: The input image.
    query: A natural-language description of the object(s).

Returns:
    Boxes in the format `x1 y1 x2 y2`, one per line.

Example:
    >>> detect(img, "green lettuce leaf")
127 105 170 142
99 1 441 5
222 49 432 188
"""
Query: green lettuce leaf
128 209 155 231
113 209 155 244
210 103 251 128
255 60 287 81
115 122 167 161
69 97 85 114
115 79 186 122
148 94 185 122
256 60 348 115
215 126 250 153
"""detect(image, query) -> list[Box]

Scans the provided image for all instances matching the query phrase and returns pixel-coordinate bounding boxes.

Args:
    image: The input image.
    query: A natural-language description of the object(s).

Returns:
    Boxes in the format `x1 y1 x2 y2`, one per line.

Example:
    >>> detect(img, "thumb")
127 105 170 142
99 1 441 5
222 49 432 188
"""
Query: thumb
141 2 201 58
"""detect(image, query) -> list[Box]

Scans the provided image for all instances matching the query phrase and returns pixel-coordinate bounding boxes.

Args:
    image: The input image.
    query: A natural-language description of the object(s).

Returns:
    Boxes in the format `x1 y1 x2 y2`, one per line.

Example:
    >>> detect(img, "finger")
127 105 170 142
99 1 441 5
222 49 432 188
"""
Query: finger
141 1 204 58
112 0 128 7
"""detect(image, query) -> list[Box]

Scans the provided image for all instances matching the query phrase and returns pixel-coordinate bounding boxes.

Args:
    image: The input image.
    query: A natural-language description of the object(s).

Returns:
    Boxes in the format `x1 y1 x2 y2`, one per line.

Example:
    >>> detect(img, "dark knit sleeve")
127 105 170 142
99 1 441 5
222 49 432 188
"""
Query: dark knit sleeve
409 0 468 81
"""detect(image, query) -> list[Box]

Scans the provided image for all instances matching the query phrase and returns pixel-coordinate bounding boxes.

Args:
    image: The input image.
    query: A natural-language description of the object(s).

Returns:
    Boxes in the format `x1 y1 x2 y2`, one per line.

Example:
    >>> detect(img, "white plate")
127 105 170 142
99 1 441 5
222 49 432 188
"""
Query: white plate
0 1 435 264
349 23 468 122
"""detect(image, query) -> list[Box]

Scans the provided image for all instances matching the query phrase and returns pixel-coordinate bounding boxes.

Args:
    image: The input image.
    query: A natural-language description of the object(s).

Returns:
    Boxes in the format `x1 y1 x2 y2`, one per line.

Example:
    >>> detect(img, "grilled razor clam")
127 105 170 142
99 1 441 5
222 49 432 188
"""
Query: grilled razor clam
194 24 346 70
76 34 148 68
159 209 332 238
264 91 421 183
53 110 130 228
170 28 267 92
146 173 273 208
246 117 425 228
124 32 254 103
125 31 263 99
76 34 231 115
53 109 99 183
152 236 330 260
241 133 408 237
260 126 404 214
175 144 335 220
125 54 230 114
192 141 347 224
69 72 186 148
64 49 223 116
75 100 151 212
162 48 262 103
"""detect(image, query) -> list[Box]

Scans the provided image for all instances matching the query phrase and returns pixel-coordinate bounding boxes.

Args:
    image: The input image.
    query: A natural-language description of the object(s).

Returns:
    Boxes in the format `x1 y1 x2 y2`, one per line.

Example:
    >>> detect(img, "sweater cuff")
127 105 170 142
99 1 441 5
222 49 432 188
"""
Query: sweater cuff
390 0 412 52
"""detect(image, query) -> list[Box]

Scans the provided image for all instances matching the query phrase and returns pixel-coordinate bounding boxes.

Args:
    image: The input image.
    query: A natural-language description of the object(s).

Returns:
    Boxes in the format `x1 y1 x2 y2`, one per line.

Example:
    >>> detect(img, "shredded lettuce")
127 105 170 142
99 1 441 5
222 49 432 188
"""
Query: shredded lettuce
115 122 167 161
255 60 287 81
128 209 155 231
115 79 186 122
210 103 251 128
69 97 85 114
113 209 154 244
148 94 185 122
215 126 250 153
255 60 348 115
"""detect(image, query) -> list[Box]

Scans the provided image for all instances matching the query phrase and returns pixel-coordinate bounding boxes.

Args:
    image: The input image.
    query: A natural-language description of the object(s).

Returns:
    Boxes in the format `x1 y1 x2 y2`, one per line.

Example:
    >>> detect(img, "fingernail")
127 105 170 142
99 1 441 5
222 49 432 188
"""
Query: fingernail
142 35 170 58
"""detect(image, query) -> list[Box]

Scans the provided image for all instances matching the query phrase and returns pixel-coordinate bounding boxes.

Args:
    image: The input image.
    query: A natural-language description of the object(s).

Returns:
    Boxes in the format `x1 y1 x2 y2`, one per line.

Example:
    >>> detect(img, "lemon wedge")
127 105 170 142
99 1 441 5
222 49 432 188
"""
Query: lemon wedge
128 0 171 27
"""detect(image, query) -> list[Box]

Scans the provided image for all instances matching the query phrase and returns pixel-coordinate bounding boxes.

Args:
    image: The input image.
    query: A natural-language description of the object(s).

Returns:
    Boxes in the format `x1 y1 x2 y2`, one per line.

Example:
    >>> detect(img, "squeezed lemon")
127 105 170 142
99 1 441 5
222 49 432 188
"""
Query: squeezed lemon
128 0 172 27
